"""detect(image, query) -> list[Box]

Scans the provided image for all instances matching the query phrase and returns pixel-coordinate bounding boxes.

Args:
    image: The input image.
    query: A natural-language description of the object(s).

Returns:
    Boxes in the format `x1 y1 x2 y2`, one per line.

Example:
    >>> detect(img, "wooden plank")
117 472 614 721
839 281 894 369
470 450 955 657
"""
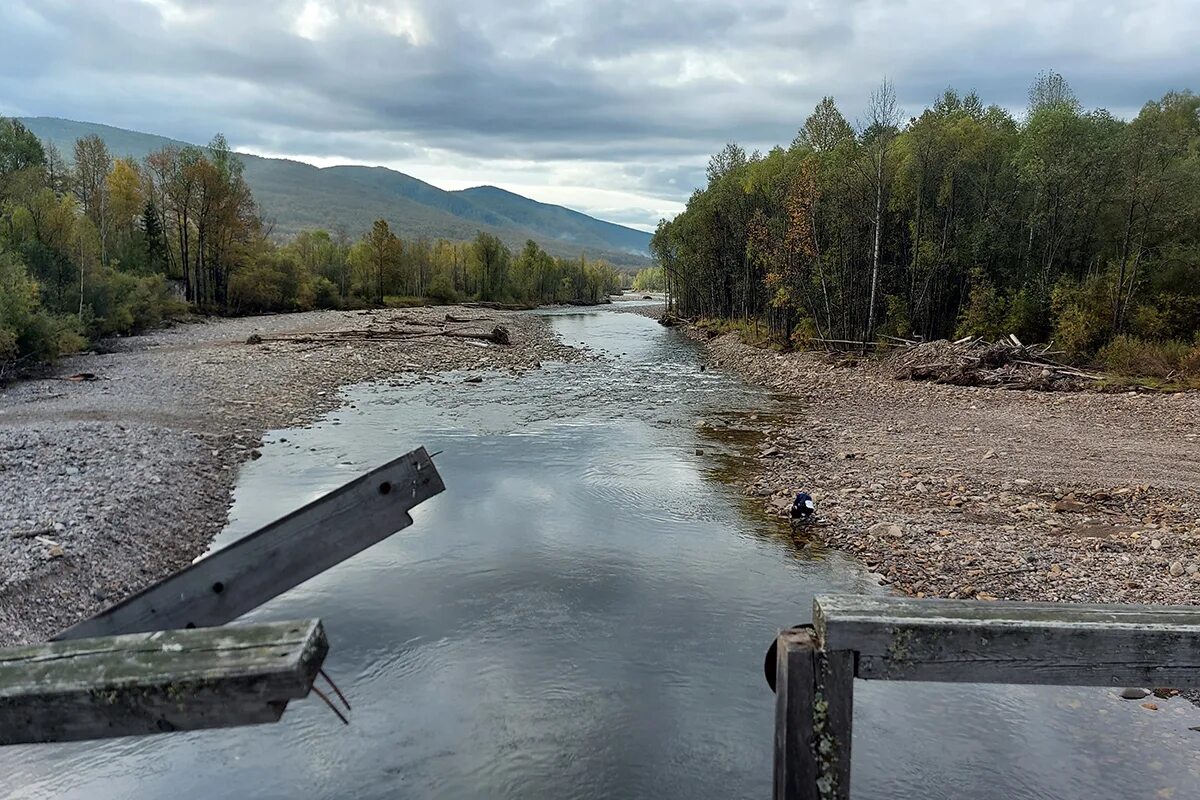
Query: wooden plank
772 627 854 800
0 619 327 744
774 627 818 800
55 448 444 640
815 594 1200 686
820 648 854 800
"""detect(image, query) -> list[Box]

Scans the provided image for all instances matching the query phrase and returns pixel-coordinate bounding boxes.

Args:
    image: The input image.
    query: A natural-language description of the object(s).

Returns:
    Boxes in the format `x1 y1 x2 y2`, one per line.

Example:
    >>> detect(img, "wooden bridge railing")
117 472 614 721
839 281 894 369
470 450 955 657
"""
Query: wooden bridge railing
1 620 327 744
769 594 1200 800
1 447 444 746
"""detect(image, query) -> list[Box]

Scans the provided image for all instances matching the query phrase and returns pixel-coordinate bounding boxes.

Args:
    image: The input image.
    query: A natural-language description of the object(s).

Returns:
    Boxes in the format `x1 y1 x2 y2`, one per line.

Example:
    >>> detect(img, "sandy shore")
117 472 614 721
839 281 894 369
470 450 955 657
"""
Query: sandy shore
674 322 1200 612
0 306 577 646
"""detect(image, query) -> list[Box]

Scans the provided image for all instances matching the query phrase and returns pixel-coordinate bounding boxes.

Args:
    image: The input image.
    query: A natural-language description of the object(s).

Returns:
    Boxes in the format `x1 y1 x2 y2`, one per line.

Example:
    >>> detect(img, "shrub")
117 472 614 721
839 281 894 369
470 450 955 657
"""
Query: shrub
877 294 912 340
1003 288 1045 344
85 270 185 336
954 281 1007 340
1098 335 1200 380
0 250 84 373
790 318 819 347
229 262 286 313
1051 277 1111 357
383 295 428 308
427 272 459 305
311 276 340 309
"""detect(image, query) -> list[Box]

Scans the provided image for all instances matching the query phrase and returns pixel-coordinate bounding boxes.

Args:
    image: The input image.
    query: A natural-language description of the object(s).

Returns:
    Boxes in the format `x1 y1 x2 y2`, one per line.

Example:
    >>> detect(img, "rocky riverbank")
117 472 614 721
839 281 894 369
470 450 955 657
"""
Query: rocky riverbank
676 320 1200 611
0 306 577 646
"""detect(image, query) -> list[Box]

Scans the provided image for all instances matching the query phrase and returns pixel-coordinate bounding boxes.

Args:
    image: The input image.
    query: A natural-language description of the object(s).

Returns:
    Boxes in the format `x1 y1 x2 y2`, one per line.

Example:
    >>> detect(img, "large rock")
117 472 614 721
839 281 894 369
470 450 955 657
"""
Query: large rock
868 522 903 539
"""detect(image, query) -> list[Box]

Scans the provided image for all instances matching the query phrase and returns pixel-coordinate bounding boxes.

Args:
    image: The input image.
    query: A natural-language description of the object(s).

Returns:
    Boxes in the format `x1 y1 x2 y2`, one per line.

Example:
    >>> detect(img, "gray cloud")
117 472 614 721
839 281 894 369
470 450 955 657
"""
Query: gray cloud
2 0 1198 228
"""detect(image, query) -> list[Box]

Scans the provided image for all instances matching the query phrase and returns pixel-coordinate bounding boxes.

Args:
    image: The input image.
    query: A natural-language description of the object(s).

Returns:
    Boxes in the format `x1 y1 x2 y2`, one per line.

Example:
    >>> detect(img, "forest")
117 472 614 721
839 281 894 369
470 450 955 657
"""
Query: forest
652 73 1200 377
0 119 621 375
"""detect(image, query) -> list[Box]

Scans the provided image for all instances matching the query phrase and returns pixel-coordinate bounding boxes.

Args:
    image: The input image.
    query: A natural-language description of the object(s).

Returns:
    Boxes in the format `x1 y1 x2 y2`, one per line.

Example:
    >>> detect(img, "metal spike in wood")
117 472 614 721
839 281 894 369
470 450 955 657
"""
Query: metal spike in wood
54 448 445 641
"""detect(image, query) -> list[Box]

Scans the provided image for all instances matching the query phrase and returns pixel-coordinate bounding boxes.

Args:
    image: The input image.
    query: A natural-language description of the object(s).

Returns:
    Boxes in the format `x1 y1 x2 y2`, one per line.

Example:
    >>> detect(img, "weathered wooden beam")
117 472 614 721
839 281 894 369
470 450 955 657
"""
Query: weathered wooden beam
774 628 818 800
821 646 854 799
815 594 1200 687
772 627 854 800
56 448 444 640
1 619 327 745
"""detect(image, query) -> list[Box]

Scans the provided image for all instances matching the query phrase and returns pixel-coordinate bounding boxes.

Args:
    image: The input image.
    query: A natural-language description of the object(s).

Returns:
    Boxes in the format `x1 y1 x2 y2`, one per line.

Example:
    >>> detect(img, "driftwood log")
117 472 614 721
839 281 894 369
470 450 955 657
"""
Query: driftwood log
889 336 1103 390
248 325 512 347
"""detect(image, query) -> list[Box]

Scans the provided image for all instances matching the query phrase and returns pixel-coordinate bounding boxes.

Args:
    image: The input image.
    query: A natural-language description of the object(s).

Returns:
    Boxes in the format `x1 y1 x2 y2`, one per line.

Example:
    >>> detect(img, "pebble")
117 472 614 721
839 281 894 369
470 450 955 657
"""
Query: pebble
1120 688 1150 700
0 306 576 647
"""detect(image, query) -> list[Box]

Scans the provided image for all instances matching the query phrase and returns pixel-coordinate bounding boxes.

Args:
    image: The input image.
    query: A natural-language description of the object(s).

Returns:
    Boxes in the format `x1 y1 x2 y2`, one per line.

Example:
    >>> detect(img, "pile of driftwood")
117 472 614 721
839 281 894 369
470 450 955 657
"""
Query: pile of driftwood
890 335 1104 390
246 314 511 348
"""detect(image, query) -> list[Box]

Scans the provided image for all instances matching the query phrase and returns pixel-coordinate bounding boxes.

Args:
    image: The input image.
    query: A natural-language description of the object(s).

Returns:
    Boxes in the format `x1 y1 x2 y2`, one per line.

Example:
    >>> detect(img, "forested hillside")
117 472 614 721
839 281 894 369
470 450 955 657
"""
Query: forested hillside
18 118 652 265
653 73 1200 377
0 120 620 376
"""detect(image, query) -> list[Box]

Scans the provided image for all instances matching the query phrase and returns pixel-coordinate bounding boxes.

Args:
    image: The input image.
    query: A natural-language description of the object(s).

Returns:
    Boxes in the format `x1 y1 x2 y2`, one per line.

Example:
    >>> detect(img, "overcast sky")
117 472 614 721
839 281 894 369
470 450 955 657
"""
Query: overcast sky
2 0 1198 231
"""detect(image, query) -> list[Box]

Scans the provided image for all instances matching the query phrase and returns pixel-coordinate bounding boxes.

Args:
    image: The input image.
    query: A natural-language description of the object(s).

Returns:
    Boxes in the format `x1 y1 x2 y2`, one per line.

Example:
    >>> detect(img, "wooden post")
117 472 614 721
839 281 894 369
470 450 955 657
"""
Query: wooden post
0 619 327 745
772 626 854 800
56 448 444 640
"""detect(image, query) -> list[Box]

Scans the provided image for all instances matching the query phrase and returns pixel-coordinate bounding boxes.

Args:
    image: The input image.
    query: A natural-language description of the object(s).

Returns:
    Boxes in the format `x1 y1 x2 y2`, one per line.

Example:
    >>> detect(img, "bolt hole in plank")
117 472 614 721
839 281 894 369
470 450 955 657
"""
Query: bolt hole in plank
212 582 225 594
53 448 444 642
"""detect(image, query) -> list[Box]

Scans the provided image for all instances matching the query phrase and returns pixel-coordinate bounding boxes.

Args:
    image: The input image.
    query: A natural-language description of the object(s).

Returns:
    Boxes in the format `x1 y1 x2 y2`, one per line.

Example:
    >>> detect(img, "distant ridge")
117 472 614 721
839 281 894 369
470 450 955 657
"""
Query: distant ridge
18 117 652 266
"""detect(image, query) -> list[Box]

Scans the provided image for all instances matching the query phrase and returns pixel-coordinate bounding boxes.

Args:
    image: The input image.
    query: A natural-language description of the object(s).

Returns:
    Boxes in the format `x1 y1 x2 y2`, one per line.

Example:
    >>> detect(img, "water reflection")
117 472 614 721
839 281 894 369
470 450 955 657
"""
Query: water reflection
2 308 1198 800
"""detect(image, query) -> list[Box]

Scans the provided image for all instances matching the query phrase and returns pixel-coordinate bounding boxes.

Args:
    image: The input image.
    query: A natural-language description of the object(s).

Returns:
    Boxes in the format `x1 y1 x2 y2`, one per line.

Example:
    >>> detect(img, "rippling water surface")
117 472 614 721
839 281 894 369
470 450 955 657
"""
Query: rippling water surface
4 306 1199 799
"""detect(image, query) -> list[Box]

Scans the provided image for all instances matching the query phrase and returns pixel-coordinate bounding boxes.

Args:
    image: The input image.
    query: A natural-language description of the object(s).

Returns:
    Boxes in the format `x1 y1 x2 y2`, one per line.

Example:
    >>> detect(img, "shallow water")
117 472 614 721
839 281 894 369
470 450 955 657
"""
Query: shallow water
4 307 1199 799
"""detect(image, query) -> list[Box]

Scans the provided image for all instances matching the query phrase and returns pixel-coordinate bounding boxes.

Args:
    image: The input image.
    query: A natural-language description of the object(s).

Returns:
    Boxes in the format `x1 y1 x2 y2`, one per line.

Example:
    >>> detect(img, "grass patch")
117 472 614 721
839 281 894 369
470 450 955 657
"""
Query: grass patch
382 295 432 309
1096 335 1200 389
694 316 775 346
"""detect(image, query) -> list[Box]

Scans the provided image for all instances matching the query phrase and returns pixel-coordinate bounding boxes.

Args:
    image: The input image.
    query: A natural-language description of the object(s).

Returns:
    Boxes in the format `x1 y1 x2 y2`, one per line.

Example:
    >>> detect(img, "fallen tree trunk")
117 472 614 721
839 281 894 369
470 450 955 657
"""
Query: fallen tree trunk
250 325 512 347
445 326 511 345
461 301 536 311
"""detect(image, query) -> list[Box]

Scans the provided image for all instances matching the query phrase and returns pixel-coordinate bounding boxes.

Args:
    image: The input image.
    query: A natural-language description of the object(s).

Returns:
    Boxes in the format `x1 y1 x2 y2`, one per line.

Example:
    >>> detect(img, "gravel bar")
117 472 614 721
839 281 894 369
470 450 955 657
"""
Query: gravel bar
0 306 577 646
681 322 1200 614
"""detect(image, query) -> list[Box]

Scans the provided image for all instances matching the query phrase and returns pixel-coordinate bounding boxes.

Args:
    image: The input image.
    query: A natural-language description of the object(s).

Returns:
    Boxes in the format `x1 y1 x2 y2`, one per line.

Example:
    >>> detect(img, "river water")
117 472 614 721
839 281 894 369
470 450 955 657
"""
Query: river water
4 305 1199 799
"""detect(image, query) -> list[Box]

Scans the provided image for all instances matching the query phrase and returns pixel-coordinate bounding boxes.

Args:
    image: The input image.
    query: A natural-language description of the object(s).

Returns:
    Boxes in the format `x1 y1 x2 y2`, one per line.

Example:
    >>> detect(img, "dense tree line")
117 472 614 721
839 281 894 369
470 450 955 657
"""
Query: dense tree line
0 119 620 374
653 73 1200 369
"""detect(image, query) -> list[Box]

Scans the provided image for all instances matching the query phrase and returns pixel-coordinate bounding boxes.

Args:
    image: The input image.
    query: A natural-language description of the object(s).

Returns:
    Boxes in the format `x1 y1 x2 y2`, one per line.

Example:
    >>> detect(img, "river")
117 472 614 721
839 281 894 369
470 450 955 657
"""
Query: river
4 305 1198 799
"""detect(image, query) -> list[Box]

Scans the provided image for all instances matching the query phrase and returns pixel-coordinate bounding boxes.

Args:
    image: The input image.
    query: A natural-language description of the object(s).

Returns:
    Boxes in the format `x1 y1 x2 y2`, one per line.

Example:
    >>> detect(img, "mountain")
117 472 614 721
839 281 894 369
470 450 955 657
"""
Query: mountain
18 117 653 266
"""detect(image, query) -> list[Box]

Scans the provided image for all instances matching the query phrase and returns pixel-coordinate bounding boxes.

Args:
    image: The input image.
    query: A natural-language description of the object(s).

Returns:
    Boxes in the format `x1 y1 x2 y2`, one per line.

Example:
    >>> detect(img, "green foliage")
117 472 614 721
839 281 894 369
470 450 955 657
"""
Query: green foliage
1051 276 1112 357
955 282 1008 341
311 276 339 309
1099 335 1200 382
20 118 653 268
228 260 287 313
632 266 665 292
790 318 820 347
878 294 913 339
0 117 46 178
0 250 83 372
657 76 1200 358
427 271 459 304
383 295 428 308
1004 288 1045 344
84 270 186 336
1 122 629 375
